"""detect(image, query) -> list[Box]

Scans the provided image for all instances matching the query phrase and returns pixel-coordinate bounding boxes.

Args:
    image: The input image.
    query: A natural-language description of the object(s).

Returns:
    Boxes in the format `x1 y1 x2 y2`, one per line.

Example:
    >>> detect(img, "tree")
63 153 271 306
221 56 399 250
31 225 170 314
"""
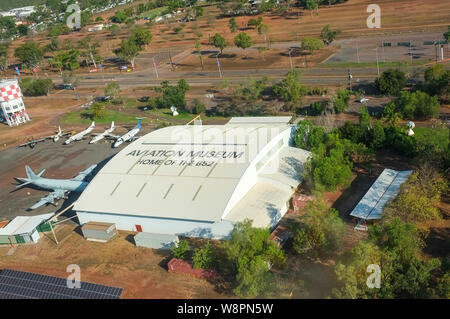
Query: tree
44 37 59 53
257 24 269 43
114 39 141 68
20 78 53 96
109 24 121 37
247 17 262 29
224 219 286 298
234 32 253 58
188 98 206 114
444 25 450 42
292 198 345 256
14 41 43 70
171 240 190 259
209 33 228 56
111 10 128 23
61 70 80 88
330 89 350 113
273 69 307 104
304 0 318 16
154 79 190 109
301 37 324 66
90 102 106 119
228 17 238 33
49 49 80 73
257 46 267 61
388 91 440 120
193 240 215 269
375 69 407 96
0 42 10 75
105 82 121 99
424 64 450 101
18 24 29 37
194 39 204 71
78 36 101 69
130 26 152 49
320 24 341 45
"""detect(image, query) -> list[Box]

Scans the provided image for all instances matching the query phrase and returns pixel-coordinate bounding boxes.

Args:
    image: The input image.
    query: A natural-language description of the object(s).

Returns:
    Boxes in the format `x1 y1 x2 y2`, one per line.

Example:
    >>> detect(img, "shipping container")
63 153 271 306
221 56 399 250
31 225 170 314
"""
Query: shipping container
81 222 117 242
134 232 179 250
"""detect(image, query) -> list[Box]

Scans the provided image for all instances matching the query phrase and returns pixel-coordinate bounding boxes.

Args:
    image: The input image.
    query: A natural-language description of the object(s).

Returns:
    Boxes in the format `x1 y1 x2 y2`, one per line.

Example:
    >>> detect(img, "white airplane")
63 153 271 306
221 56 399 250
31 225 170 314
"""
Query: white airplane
89 121 115 144
112 118 142 148
17 126 71 149
64 122 95 145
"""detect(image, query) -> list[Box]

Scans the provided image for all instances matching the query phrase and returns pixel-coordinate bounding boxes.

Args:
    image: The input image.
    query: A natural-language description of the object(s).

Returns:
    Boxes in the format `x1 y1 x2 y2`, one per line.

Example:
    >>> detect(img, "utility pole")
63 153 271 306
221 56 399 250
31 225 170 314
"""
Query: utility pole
356 38 360 63
168 49 175 71
152 57 159 79
409 41 413 64
348 69 353 91
288 48 293 70
375 47 380 75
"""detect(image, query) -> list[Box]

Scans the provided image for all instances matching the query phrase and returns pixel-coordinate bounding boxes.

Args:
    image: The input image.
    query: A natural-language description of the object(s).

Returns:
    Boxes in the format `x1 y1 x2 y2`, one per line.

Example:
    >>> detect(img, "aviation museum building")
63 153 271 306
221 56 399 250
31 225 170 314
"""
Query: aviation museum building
73 117 310 239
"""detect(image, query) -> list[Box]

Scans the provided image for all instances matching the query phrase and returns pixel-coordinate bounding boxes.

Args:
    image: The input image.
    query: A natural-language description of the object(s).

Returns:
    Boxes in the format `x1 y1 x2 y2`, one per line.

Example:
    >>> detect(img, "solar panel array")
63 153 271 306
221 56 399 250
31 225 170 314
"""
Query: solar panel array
350 169 413 220
0 269 122 299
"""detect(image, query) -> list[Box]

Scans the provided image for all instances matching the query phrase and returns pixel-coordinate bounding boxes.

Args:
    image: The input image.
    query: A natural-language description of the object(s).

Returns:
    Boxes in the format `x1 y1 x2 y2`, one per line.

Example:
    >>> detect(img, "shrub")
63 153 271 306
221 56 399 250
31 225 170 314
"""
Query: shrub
170 239 190 260
375 69 407 96
20 78 54 96
188 98 206 114
192 241 215 269
310 101 326 116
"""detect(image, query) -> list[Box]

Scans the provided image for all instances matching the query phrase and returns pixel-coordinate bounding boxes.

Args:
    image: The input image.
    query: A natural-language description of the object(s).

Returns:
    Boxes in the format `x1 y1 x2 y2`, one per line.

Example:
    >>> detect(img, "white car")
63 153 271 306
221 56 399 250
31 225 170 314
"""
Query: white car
359 98 369 103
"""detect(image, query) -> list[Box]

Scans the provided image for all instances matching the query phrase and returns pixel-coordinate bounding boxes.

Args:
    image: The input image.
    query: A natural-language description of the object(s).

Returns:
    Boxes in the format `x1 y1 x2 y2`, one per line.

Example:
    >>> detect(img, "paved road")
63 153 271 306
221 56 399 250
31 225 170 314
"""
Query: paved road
62 66 420 88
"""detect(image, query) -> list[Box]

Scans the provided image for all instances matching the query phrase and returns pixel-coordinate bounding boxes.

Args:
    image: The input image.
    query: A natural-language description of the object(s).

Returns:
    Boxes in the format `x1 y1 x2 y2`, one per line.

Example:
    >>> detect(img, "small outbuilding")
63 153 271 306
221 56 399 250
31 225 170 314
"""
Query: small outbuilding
134 232 179 250
0 213 54 245
81 221 117 242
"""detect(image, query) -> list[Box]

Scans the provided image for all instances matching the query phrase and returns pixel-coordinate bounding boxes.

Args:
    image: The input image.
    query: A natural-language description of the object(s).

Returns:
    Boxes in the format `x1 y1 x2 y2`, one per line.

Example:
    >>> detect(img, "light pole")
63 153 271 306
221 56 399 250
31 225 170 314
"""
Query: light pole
216 54 222 78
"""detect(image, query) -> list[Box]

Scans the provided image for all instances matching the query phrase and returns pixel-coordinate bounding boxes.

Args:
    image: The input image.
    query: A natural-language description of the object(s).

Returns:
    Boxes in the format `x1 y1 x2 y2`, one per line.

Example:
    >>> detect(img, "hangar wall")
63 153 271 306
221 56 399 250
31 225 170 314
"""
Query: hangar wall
76 211 235 239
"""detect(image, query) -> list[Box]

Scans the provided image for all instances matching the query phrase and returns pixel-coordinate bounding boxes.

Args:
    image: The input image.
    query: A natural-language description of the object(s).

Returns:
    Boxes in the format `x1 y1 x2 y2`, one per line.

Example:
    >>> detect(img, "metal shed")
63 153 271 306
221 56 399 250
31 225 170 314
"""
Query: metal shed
134 232 179 250
81 221 117 242
0 213 54 245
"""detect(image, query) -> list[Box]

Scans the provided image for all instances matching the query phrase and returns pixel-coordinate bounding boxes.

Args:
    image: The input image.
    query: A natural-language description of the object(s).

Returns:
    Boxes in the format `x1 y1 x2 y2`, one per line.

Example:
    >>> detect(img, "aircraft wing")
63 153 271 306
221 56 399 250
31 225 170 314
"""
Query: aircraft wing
71 164 97 181
130 136 142 141
29 189 66 210
105 134 120 139
17 138 46 148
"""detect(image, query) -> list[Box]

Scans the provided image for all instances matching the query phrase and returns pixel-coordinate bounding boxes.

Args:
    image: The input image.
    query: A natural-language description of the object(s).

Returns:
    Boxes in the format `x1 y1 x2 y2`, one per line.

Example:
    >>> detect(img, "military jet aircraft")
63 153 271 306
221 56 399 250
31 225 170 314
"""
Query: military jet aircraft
15 164 97 210
16 126 71 149
64 122 95 145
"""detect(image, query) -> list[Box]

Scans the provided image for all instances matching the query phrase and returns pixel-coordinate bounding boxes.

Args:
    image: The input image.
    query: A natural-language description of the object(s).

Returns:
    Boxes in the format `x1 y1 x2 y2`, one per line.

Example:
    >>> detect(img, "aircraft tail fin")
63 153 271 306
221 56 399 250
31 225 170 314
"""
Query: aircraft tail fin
136 118 142 130
25 165 38 181
91 122 95 128
111 121 115 130
58 126 62 135
37 169 46 177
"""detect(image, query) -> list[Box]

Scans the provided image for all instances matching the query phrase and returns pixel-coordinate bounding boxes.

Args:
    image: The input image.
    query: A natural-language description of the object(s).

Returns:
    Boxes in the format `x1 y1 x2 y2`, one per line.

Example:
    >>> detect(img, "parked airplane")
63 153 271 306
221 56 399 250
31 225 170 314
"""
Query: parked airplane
112 118 142 148
64 122 95 145
17 126 71 149
89 121 115 144
15 164 97 210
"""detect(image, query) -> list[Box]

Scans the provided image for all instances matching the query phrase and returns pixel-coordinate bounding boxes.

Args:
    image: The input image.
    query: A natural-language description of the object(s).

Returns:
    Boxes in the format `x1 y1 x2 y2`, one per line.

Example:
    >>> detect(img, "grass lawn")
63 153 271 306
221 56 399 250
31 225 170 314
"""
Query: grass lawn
138 6 167 20
61 109 143 125
414 126 449 151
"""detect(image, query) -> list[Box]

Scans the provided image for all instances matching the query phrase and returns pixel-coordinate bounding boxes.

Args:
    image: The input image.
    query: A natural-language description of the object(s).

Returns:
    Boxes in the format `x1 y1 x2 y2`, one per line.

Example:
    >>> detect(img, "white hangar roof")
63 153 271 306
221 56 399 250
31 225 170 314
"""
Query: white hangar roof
74 118 309 225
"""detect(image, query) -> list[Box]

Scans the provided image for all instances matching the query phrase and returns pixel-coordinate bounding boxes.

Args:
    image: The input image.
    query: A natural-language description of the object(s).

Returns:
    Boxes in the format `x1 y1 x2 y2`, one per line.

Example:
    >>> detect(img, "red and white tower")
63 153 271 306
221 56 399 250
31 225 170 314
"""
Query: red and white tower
0 79 30 127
